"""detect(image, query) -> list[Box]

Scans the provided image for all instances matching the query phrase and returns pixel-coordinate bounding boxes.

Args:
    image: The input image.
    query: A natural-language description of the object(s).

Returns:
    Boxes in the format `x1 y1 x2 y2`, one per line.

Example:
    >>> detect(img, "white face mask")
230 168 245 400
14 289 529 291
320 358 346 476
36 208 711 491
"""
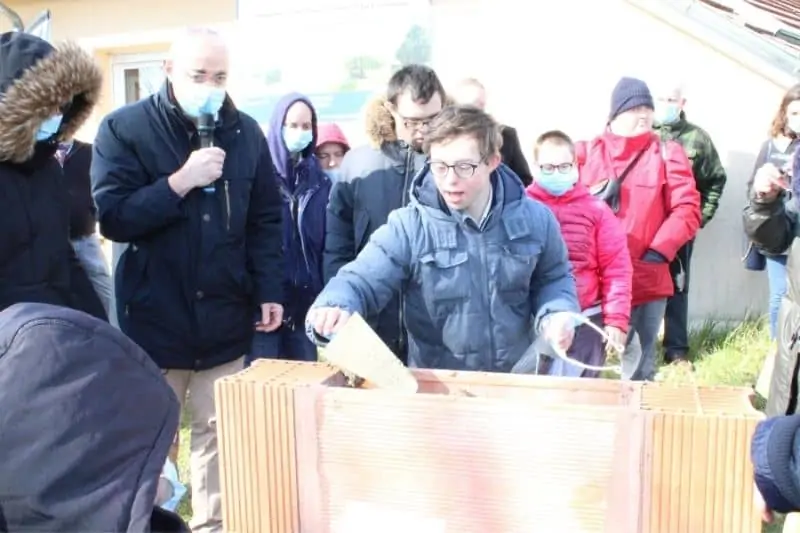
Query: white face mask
788 116 800 134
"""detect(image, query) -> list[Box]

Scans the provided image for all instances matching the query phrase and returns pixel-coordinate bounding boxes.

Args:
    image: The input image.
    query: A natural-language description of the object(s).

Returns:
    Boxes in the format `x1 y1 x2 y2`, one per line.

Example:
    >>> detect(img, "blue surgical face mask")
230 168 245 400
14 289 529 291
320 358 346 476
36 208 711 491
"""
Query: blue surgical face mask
324 169 341 183
36 114 63 142
653 103 680 126
283 127 313 153
537 169 579 196
176 83 226 118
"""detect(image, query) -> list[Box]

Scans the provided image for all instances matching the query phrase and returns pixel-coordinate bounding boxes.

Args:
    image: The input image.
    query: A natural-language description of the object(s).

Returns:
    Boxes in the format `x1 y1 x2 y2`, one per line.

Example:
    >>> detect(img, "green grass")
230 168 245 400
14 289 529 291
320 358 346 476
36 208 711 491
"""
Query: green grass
175 319 784 531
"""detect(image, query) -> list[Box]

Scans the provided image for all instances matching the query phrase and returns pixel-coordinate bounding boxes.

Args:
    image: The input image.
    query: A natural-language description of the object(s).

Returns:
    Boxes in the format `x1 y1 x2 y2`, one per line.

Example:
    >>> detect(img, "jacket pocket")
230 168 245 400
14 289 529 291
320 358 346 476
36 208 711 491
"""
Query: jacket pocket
224 177 253 237
631 259 670 301
117 244 150 311
418 249 470 315
497 243 540 302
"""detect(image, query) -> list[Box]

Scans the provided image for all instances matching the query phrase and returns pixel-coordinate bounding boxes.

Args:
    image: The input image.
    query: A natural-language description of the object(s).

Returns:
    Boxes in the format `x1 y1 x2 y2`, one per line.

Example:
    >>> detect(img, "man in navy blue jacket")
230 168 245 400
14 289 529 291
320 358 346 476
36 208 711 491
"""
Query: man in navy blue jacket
91 27 283 533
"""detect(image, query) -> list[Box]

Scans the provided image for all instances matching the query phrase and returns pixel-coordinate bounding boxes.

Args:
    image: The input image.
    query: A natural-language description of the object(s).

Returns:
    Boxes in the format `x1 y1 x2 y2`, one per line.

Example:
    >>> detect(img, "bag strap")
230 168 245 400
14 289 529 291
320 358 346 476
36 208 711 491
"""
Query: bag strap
615 144 649 187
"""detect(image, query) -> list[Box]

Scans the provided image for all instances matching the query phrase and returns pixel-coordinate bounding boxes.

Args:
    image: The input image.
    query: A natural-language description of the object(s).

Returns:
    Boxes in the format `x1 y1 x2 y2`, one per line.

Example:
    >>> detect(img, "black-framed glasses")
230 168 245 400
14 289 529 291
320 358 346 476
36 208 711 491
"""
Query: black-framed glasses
538 162 574 175
429 160 481 179
397 112 439 130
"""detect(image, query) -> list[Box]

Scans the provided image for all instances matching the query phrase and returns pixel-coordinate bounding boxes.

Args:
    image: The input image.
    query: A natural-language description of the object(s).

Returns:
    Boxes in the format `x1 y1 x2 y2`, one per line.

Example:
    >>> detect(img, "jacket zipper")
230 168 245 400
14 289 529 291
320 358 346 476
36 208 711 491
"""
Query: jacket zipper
479 233 496 368
224 181 231 231
398 146 413 356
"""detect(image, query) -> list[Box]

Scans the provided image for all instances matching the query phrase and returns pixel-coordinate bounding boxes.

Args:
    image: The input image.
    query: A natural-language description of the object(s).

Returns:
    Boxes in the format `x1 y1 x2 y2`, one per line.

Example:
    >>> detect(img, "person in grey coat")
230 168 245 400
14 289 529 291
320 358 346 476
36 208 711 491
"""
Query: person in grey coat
324 65 447 363
307 105 580 372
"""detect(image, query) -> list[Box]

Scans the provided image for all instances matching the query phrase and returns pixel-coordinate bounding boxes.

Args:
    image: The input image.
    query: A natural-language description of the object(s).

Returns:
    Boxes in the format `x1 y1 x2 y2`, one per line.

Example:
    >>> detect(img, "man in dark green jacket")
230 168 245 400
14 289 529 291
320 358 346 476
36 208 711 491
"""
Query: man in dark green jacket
653 82 727 364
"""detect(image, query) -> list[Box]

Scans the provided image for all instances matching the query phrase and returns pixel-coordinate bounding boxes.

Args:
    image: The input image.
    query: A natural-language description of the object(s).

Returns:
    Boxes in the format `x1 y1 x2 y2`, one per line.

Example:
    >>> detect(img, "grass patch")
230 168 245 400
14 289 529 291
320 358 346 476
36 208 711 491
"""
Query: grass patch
175 319 783 531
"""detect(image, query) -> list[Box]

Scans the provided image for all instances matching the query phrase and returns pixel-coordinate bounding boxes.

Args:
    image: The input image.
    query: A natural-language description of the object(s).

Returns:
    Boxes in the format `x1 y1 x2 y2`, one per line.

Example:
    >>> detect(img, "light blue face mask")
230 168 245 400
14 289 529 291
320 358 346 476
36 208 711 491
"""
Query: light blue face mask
36 114 63 142
324 169 342 183
537 169 579 196
283 127 313 153
654 103 680 126
177 84 226 118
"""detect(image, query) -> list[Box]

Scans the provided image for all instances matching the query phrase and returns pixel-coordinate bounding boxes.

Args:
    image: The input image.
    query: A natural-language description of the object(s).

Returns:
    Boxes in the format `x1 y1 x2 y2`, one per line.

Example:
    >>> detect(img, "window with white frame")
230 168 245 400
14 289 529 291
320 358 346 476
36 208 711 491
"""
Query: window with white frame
111 53 167 109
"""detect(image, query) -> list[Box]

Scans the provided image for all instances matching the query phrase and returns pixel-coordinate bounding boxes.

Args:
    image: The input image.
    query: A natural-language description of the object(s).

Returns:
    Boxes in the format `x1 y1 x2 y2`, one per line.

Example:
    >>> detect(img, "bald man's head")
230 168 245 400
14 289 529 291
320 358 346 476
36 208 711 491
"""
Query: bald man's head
165 27 230 118
651 78 687 126
451 78 487 110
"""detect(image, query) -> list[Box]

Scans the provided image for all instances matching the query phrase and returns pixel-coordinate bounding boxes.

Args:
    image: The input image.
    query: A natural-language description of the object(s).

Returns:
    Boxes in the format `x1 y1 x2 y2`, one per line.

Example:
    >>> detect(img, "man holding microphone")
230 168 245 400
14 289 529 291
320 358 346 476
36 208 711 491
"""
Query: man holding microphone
91 27 284 533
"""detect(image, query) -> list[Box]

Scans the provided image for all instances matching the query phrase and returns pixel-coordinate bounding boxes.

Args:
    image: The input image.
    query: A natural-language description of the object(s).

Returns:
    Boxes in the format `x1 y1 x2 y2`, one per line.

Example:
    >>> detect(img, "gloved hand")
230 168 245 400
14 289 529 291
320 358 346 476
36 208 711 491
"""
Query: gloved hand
541 312 575 353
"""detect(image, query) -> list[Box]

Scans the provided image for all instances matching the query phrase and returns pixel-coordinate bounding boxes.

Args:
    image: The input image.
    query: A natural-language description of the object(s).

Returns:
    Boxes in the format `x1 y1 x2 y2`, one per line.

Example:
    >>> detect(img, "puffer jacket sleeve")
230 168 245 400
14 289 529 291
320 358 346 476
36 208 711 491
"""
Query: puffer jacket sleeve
530 206 581 332
310 209 413 326
594 202 632 331
648 141 702 260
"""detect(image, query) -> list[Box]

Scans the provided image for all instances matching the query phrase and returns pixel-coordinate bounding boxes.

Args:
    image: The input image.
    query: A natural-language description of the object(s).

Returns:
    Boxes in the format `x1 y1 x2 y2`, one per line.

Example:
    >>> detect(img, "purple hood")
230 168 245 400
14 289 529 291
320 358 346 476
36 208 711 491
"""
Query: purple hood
266 92 319 181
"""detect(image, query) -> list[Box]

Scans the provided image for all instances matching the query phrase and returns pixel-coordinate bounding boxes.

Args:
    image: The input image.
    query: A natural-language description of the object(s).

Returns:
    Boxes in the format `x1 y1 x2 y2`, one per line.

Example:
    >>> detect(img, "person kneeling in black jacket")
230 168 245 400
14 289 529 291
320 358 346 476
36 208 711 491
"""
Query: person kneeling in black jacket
0 31 105 320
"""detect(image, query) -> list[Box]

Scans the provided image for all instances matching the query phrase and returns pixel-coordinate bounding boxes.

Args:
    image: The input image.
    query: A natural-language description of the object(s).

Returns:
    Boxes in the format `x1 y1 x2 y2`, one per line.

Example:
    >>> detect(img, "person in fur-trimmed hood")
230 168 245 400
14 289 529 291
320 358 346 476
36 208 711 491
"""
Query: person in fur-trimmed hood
0 31 106 320
324 64 446 363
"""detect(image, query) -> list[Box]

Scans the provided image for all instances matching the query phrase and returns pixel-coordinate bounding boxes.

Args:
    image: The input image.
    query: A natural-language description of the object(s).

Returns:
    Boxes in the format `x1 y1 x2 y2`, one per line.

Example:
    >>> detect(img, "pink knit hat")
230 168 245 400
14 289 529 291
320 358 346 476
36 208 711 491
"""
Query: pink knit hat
316 123 350 150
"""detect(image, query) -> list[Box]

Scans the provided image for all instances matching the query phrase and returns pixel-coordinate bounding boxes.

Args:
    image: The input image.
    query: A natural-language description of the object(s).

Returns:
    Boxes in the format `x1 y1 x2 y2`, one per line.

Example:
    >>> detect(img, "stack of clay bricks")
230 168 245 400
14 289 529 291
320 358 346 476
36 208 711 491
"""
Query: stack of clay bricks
215 360 763 533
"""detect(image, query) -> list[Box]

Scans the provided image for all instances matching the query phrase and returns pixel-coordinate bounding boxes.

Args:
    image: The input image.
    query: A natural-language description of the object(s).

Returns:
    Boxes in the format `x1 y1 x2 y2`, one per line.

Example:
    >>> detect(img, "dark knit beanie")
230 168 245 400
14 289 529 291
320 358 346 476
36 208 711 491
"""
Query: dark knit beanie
751 415 800 513
609 77 654 121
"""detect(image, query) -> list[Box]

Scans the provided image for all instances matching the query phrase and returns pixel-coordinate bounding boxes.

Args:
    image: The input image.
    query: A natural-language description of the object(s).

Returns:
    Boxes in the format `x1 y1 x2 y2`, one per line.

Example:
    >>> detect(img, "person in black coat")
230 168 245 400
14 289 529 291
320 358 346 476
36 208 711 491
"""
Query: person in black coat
0 31 106 320
450 77 534 186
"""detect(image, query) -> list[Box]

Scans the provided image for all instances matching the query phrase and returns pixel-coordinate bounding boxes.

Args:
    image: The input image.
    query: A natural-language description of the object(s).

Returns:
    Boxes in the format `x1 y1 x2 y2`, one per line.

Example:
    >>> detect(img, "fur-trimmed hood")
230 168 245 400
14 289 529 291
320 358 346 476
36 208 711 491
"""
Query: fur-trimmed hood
363 94 455 149
0 33 101 164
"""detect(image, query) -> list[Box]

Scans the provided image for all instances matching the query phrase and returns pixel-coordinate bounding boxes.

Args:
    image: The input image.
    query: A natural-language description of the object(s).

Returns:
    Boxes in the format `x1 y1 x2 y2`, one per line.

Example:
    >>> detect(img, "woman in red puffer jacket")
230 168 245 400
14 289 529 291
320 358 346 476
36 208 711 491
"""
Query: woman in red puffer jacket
526 130 633 378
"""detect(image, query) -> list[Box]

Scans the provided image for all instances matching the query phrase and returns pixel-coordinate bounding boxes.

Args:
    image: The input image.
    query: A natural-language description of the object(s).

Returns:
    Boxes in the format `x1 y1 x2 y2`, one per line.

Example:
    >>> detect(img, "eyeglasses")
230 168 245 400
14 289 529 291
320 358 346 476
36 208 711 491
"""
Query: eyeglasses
538 162 574 175
395 112 439 130
429 160 482 179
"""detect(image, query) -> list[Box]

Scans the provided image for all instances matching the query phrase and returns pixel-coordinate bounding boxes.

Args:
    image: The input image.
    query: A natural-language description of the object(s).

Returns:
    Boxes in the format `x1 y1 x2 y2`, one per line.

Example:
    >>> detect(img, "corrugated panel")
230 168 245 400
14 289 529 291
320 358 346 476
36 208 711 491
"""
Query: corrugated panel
215 361 764 533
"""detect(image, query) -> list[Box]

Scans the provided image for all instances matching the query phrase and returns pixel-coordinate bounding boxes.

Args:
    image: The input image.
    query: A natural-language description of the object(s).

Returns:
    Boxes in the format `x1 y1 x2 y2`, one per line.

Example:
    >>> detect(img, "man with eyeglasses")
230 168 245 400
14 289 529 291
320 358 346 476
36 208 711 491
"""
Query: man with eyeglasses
91 27 284 533
324 64 446 364
309 105 579 373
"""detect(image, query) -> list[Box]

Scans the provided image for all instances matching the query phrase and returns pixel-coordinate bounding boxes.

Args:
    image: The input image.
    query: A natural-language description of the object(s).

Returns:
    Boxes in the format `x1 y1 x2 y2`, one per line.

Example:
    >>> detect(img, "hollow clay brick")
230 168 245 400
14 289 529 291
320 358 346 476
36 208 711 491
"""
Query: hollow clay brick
215 361 763 533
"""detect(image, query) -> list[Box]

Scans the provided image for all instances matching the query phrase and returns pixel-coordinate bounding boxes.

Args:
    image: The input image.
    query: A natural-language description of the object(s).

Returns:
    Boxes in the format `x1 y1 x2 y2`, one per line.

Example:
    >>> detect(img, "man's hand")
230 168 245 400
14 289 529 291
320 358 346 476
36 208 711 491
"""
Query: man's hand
752 163 788 202
542 312 575 353
754 483 775 524
255 303 283 332
603 326 627 354
307 307 352 338
169 147 226 196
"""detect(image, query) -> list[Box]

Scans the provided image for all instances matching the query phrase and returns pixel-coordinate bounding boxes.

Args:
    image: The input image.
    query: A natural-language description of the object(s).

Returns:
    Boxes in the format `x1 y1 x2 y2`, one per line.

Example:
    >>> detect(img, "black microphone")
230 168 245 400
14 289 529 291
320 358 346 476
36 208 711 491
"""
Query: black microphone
197 113 215 149
198 113 216 194
197 113 229 229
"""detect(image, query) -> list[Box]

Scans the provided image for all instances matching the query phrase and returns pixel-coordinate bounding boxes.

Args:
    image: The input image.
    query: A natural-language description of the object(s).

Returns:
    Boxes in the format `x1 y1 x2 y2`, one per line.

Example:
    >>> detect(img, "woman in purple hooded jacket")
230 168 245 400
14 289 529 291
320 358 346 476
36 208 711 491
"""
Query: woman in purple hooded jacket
249 93 331 363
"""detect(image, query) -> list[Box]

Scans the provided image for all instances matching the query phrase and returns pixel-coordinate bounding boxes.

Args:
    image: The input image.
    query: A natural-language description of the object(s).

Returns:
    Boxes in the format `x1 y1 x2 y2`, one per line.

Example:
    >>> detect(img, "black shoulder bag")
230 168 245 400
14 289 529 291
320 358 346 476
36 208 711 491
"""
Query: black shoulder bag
589 146 649 213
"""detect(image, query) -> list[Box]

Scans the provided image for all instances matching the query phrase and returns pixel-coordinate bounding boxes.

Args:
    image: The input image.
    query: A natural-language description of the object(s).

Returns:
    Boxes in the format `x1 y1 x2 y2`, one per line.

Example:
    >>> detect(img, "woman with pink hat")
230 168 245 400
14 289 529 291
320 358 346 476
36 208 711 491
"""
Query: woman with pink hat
315 123 350 183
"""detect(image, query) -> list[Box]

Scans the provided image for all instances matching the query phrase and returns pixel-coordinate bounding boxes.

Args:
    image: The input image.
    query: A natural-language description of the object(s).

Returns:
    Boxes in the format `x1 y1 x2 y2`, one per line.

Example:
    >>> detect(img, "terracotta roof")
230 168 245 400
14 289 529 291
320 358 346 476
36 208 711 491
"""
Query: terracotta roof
744 0 800 30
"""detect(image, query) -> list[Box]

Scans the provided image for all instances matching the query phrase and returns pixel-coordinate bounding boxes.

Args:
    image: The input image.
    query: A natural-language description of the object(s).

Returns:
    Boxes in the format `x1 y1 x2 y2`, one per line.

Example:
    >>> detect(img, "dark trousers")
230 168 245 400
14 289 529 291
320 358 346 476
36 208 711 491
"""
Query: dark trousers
247 324 317 366
663 239 694 361
547 314 605 378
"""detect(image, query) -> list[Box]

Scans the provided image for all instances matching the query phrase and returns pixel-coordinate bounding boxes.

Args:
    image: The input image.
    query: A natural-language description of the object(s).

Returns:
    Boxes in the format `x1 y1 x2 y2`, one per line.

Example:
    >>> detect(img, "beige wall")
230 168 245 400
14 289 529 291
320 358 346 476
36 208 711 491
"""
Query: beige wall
3 0 237 138
431 0 781 322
